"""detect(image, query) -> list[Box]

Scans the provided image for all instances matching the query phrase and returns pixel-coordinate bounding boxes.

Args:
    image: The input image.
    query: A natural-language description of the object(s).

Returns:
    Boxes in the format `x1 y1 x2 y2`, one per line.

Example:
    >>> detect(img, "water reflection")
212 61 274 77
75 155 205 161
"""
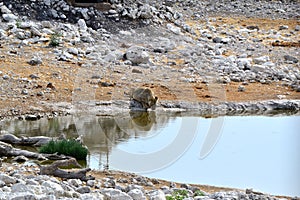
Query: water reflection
0 111 173 170
84 111 163 170
84 111 174 170
129 111 157 132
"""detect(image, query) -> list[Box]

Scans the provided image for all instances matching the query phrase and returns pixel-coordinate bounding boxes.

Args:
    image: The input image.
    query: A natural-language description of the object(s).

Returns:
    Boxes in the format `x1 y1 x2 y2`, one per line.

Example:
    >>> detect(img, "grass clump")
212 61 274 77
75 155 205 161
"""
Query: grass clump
194 190 205 197
39 139 88 160
49 32 62 47
166 189 189 200
16 19 22 28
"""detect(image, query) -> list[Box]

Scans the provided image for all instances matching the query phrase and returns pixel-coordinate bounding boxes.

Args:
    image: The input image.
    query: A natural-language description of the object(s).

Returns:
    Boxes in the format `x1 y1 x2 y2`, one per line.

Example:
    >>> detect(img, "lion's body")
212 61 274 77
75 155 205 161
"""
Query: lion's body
130 88 158 110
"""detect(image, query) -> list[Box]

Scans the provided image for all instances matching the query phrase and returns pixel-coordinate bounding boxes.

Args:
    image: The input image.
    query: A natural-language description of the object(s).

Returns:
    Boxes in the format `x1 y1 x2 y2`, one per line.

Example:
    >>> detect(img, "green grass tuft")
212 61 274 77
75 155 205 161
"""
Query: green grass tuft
166 189 189 200
39 139 88 160
49 32 62 47
16 20 21 28
194 190 205 197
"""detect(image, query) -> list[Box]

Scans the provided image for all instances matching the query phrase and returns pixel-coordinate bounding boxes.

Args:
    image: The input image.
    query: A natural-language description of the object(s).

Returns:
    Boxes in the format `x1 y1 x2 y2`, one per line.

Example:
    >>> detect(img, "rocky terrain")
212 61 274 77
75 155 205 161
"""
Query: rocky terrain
0 0 300 199
0 161 297 200
0 0 299 118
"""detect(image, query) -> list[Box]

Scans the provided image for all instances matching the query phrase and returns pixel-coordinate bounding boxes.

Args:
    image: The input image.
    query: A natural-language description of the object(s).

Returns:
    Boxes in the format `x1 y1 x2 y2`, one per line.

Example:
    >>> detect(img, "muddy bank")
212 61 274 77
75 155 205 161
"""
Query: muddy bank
62 99 300 116
0 98 299 121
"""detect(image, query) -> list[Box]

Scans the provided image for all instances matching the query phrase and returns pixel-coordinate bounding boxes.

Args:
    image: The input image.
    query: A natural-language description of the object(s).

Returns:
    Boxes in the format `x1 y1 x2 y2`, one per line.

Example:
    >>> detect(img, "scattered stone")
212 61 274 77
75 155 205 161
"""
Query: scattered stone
0 5 12 14
284 55 298 63
279 25 288 30
250 64 268 73
16 31 27 40
100 81 114 87
2 13 18 22
128 189 147 200
238 85 246 92
167 23 182 35
13 156 28 162
46 82 56 90
253 56 270 64
0 174 17 185
21 89 28 95
147 190 165 200
68 47 79 56
58 51 74 61
37 91 44 96
29 74 39 79
277 95 286 99
132 68 143 74
25 114 38 121
28 57 42 66
221 37 231 44
125 46 150 65
42 180 65 197
76 186 91 194
86 180 96 187
101 188 132 200
293 86 300 92
246 25 259 30
31 26 42 36
212 37 222 43
2 74 10 80
138 4 153 19
78 19 87 31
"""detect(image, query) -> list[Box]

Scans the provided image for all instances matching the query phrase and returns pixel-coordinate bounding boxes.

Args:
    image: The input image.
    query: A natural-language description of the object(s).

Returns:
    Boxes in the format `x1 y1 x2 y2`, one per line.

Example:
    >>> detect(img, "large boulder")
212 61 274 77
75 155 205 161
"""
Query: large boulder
125 46 150 65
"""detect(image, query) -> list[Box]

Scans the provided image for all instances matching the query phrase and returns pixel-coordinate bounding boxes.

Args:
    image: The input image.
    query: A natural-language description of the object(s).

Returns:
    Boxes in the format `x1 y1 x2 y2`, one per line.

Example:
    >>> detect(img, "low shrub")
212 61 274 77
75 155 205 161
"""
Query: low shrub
49 32 62 47
39 139 88 160
166 189 189 200
194 190 205 197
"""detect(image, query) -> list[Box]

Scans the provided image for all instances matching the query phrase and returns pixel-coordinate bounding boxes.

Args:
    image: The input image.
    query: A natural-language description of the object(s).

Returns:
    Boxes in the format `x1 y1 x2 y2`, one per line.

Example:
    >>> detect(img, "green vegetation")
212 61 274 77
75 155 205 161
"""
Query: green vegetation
166 189 189 200
16 19 21 28
39 139 88 160
49 32 62 47
194 190 205 197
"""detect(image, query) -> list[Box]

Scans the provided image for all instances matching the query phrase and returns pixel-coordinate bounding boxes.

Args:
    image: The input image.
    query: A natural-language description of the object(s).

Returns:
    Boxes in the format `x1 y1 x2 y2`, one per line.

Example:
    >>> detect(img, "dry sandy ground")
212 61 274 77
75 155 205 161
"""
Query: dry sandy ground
0 17 299 116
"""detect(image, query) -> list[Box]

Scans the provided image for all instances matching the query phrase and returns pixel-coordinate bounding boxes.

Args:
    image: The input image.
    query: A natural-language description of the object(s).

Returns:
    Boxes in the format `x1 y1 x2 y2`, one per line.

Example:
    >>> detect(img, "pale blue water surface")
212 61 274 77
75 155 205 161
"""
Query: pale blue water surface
106 115 300 197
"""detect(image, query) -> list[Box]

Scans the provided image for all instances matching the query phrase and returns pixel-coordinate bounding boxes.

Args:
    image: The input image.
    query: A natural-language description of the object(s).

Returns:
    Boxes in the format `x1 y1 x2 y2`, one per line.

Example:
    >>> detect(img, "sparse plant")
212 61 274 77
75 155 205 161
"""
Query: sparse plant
166 189 189 200
194 190 205 197
39 139 88 160
49 32 62 47
16 19 22 28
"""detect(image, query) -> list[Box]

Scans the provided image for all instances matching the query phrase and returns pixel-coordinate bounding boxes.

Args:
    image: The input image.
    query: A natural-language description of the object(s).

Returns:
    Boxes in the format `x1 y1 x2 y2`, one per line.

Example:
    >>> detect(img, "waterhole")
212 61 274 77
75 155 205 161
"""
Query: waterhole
1 111 299 196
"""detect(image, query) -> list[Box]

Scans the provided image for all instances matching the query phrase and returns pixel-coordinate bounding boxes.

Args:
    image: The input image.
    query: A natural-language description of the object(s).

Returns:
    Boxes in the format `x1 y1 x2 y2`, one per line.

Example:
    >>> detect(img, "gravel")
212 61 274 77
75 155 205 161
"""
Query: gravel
0 162 294 200
0 0 299 97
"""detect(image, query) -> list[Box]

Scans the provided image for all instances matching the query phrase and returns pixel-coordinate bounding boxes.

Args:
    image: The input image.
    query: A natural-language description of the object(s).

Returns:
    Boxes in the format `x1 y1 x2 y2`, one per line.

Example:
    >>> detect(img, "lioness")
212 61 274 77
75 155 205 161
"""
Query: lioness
130 88 158 110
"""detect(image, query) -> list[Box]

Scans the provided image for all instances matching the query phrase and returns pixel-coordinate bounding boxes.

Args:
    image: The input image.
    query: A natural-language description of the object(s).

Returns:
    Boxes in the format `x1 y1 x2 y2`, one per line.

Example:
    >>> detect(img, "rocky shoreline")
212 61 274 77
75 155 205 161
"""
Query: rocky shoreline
0 161 298 200
1 98 300 121
42 98 300 115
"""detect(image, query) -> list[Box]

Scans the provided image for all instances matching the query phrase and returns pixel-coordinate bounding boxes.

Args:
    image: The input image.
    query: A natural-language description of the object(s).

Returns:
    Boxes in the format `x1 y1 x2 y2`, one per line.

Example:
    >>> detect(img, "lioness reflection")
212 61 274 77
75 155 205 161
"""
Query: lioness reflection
88 111 158 169
129 111 156 132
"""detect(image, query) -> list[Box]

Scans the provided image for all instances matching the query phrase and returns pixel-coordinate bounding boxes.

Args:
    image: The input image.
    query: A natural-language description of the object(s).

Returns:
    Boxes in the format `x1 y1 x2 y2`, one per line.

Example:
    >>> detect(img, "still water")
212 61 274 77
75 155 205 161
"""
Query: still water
1 112 299 197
